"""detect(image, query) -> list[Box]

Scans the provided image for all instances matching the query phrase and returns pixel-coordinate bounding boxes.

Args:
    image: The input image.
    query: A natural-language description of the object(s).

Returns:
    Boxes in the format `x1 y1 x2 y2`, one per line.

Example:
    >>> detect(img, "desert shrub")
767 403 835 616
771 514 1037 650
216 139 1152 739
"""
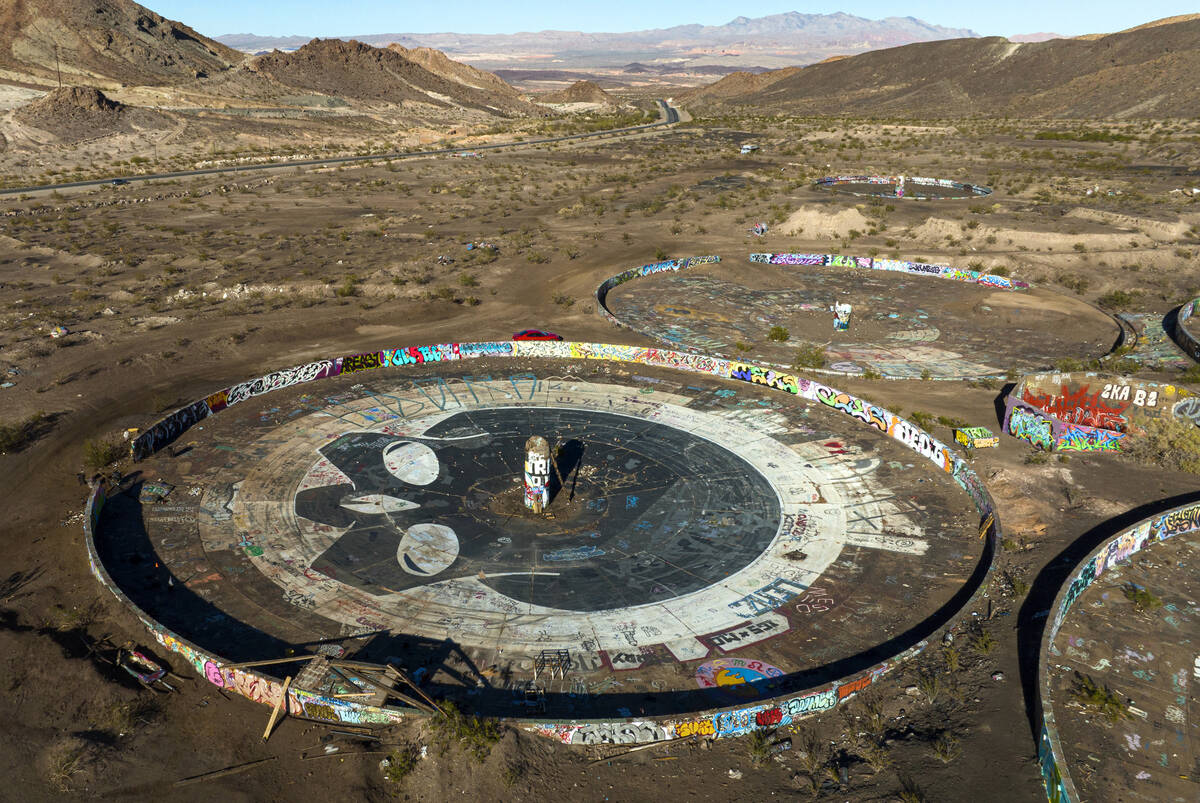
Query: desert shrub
382 745 420 783
0 412 47 454
1178 363 1200 385
1097 289 1141 311
1122 582 1163 613
897 773 928 803
932 732 961 763
767 325 789 342
791 342 826 370
83 438 125 471
942 645 961 673
747 730 771 767
908 410 935 429
1122 410 1200 473
1069 673 1128 723
916 670 941 704
1054 357 1085 372
1056 274 1089 294
972 626 997 654
430 702 502 761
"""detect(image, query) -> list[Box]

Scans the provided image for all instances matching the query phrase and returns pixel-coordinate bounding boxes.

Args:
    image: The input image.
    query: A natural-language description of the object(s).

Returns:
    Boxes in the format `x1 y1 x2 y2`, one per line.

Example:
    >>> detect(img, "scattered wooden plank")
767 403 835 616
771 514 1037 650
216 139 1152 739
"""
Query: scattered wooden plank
586 735 693 765
173 757 277 787
386 665 445 716
221 655 314 670
262 675 292 741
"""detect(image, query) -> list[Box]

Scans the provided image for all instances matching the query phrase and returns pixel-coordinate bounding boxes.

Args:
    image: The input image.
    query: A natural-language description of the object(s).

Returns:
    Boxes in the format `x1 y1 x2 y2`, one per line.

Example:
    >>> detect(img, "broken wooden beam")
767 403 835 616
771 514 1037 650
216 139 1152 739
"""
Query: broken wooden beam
262 675 292 741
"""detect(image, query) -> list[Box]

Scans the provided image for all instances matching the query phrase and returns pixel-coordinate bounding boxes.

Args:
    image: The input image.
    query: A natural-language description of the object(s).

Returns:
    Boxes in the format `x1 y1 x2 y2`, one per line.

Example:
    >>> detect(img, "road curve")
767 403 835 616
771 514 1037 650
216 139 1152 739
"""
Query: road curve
1 100 682 196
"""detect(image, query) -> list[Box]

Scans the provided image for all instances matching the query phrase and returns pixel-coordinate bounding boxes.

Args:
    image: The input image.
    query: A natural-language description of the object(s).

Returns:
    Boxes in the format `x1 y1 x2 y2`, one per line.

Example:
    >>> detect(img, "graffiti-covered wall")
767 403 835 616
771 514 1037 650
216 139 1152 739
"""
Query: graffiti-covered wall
104 339 1000 742
748 253 1024 291
1003 371 1198 453
814 175 992 200
593 255 721 330
1173 297 1200 363
1038 501 1200 803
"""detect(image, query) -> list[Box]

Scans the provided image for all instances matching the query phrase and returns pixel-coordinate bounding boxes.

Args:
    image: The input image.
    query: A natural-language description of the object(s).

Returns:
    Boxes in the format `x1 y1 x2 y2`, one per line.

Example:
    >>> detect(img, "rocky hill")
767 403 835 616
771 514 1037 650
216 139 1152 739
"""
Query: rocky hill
539 80 614 105
0 0 241 87
684 16 1200 118
12 85 166 142
251 39 538 115
679 67 802 102
386 44 521 98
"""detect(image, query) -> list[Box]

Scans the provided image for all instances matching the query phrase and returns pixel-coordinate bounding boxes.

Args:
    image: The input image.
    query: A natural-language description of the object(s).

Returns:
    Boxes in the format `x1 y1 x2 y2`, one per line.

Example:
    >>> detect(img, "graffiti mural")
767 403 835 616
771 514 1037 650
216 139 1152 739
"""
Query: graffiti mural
1007 404 1055 451
1021 384 1128 430
1056 424 1124 452
729 362 799 394
695 658 785 700
227 359 342 408
131 398 213 460
1172 396 1200 427
747 253 1022 291
1006 372 1199 454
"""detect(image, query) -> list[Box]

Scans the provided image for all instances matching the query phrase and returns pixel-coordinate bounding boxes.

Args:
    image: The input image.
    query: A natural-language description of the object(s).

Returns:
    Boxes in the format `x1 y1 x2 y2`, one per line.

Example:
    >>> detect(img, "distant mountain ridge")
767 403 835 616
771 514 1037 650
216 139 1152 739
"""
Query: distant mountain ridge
215 12 980 71
682 16 1200 118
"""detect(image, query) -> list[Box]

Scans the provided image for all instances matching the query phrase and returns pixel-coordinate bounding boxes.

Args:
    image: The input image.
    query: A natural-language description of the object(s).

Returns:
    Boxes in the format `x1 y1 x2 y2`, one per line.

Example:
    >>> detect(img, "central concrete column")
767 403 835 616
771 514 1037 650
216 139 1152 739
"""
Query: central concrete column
524 436 551 513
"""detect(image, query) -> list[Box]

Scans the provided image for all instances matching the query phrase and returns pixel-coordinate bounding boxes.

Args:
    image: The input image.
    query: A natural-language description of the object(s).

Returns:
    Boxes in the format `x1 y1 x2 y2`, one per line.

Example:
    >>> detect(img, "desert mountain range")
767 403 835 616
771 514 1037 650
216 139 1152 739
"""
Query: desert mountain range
216 12 980 72
0 0 1197 159
682 16 1200 118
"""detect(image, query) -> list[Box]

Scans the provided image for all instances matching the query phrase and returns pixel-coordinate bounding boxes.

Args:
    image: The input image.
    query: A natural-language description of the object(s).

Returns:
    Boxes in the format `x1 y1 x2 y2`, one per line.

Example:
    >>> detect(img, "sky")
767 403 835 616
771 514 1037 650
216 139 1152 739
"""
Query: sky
152 1 1197 39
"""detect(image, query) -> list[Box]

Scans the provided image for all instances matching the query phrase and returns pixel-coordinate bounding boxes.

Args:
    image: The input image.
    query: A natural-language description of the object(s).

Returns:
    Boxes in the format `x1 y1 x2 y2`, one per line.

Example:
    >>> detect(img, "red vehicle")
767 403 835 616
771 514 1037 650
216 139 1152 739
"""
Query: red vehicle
513 329 562 341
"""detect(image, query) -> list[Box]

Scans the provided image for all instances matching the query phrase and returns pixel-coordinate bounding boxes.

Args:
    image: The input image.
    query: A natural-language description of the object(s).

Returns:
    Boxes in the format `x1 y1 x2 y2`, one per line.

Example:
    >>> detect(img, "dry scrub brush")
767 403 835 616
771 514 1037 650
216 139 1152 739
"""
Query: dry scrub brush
1122 410 1200 473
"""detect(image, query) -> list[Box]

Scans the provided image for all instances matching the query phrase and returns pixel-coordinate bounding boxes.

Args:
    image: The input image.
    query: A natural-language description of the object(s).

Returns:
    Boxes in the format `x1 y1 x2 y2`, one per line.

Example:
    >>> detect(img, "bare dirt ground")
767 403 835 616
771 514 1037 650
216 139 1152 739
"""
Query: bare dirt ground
1 110 1199 801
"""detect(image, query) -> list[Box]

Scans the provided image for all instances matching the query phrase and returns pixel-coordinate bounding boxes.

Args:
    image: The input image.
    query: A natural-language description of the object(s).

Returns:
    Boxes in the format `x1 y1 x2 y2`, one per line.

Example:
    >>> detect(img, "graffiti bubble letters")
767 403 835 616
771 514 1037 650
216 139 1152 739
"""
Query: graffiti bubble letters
1008 405 1054 451
728 578 808 618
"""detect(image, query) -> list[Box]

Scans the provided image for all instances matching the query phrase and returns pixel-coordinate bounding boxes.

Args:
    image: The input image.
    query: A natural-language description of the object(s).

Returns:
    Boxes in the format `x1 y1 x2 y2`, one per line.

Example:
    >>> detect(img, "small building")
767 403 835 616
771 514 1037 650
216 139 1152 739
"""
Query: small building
740 144 759 155
954 427 999 449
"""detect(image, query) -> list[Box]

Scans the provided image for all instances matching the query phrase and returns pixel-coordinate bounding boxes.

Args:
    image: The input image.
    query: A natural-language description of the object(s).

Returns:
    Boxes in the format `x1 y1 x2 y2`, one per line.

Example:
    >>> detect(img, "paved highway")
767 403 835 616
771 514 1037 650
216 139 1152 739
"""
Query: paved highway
0 100 681 196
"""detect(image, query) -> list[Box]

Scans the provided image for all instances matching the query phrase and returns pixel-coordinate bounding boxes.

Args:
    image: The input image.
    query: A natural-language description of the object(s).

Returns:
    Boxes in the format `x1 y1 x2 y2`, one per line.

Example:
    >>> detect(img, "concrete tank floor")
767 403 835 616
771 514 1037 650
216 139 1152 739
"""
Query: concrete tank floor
605 262 1119 378
96 360 985 719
